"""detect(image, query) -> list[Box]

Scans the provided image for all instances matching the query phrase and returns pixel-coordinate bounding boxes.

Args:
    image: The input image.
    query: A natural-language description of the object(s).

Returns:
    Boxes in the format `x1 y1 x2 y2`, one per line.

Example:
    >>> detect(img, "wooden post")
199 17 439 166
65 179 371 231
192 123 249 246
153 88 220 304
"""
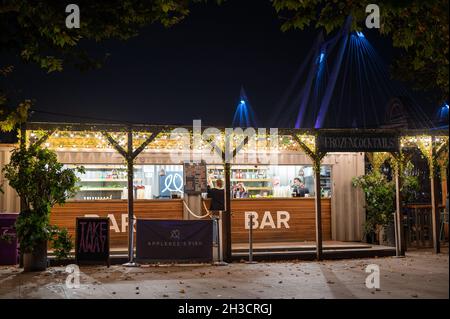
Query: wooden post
222 162 232 263
126 129 136 263
292 133 324 260
206 133 250 264
101 129 159 265
314 158 323 260
394 166 405 256
19 123 26 268
430 137 441 254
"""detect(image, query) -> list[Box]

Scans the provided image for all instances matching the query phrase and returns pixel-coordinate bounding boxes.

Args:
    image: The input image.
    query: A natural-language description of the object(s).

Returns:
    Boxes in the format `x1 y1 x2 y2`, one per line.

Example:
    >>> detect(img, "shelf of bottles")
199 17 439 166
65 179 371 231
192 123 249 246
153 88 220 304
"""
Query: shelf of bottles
208 165 272 198
319 166 332 197
65 165 141 200
207 164 332 198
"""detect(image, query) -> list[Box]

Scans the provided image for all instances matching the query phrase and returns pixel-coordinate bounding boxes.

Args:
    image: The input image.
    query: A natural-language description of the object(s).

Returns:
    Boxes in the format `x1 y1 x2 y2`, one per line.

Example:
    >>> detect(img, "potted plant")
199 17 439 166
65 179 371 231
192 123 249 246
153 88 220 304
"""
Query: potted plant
49 227 74 262
353 159 419 246
352 170 396 244
2 145 83 271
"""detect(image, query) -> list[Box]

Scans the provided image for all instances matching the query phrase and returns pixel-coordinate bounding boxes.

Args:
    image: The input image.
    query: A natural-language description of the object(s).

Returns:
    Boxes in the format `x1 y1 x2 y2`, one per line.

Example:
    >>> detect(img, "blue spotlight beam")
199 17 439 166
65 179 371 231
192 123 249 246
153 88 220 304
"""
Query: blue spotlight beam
294 33 324 128
314 16 352 128
232 87 259 128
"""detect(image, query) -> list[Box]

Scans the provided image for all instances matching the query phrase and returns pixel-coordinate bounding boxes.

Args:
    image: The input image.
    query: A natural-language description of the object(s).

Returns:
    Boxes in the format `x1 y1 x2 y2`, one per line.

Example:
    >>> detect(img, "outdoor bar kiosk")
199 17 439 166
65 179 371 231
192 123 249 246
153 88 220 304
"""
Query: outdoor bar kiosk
1 123 446 260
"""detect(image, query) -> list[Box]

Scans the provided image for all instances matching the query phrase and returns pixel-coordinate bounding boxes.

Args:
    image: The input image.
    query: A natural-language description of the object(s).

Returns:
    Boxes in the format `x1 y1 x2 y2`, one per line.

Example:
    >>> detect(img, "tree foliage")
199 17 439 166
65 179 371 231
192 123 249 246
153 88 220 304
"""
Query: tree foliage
0 65 31 131
353 170 396 236
1 145 84 252
2 146 84 213
0 0 215 131
1 1 208 72
353 155 420 237
273 0 449 104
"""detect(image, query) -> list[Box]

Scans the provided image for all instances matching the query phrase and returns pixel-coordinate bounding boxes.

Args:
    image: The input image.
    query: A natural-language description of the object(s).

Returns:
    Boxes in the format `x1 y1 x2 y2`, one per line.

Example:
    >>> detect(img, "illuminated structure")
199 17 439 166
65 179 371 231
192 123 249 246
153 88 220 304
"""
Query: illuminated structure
232 87 258 128
272 16 433 130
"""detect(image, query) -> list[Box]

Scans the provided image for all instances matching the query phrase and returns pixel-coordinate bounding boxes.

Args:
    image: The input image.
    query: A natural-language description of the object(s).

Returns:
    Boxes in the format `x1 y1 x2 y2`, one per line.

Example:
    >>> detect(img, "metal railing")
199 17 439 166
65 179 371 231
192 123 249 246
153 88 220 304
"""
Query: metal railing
404 204 448 248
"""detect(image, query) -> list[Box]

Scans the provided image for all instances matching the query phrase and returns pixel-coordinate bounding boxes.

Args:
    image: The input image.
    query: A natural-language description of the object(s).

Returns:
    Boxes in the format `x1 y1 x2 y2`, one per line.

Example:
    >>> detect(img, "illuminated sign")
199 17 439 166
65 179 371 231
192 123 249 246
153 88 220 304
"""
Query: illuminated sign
317 133 399 152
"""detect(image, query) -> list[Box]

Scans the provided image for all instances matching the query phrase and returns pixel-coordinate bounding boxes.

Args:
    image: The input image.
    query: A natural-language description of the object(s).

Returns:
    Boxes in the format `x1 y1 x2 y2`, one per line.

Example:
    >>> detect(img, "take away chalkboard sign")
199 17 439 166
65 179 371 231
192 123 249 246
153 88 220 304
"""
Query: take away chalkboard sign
75 217 110 266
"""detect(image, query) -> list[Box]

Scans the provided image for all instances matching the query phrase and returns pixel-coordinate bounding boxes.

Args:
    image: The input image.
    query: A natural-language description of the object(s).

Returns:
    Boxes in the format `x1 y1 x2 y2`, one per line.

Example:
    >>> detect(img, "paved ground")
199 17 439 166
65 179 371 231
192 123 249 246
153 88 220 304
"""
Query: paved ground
0 249 448 299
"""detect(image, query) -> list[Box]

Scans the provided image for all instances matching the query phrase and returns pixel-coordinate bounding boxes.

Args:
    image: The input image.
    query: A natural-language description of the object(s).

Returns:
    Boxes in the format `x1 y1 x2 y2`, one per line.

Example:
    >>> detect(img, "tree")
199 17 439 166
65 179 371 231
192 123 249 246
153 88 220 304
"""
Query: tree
2 145 84 270
272 0 449 104
0 0 217 130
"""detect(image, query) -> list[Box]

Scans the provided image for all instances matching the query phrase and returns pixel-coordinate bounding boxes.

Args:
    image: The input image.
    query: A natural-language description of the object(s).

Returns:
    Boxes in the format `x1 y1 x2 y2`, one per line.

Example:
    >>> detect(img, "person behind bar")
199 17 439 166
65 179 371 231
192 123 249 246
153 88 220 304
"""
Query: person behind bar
291 177 302 196
233 182 249 198
207 178 225 211
292 177 309 197
297 182 310 197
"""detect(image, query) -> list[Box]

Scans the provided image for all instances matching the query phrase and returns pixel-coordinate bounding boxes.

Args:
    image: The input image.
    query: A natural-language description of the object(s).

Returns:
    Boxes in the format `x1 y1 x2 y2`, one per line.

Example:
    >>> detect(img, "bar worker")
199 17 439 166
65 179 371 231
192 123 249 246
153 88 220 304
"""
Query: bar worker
291 177 310 197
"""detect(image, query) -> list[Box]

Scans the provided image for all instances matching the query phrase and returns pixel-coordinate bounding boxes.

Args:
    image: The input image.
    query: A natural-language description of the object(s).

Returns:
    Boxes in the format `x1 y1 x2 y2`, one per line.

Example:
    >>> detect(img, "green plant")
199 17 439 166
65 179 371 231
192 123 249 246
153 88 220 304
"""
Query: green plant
2 145 84 253
49 227 73 260
353 158 420 238
400 161 420 204
14 211 51 253
352 171 396 236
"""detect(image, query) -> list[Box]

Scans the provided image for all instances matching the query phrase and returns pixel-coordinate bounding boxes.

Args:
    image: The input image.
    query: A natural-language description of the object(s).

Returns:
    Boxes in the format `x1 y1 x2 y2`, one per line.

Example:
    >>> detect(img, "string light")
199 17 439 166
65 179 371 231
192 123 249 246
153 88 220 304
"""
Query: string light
26 130 448 160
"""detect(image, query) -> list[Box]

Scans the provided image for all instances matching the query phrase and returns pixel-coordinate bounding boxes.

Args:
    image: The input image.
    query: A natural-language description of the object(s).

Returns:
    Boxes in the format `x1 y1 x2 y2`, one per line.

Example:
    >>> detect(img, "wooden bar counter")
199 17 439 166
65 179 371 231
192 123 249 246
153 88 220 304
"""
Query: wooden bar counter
230 197 331 243
50 197 331 248
50 199 183 248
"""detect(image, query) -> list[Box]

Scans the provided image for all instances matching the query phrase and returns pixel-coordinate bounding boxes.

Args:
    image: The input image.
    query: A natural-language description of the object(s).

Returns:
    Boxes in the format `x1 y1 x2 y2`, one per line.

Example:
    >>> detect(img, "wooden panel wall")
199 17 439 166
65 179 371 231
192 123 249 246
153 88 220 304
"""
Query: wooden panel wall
0 145 20 213
50 200 183 248
3 146 366 241
51 198 331 248
230 198 331 243
329 153 365 241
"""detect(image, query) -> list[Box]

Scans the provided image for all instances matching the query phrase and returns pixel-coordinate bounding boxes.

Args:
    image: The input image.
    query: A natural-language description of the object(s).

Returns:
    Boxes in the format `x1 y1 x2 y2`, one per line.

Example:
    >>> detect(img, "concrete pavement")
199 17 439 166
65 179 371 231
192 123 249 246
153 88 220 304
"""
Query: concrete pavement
0 250 447 299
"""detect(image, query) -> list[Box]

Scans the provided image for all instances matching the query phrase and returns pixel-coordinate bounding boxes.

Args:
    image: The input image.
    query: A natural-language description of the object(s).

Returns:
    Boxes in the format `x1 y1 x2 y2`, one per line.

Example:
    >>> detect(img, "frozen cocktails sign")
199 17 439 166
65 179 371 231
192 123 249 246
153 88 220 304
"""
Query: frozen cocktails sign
317 133 399 152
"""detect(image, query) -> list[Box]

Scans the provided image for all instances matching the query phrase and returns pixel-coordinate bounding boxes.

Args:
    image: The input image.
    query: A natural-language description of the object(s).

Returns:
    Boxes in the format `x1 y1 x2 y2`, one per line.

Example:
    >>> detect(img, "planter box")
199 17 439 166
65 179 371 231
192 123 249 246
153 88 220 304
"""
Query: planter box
23 241 48 272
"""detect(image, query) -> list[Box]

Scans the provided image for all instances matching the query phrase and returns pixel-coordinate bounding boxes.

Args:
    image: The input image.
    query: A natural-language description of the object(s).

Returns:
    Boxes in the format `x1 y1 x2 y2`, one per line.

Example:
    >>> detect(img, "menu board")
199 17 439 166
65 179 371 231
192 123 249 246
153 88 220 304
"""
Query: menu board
75 217 110 266
183 161 207 194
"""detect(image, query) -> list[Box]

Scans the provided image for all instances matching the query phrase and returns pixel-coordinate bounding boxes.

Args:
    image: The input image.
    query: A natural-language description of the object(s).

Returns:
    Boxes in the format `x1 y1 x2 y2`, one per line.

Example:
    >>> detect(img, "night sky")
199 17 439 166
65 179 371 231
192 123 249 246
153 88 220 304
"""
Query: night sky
4 0 420 127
